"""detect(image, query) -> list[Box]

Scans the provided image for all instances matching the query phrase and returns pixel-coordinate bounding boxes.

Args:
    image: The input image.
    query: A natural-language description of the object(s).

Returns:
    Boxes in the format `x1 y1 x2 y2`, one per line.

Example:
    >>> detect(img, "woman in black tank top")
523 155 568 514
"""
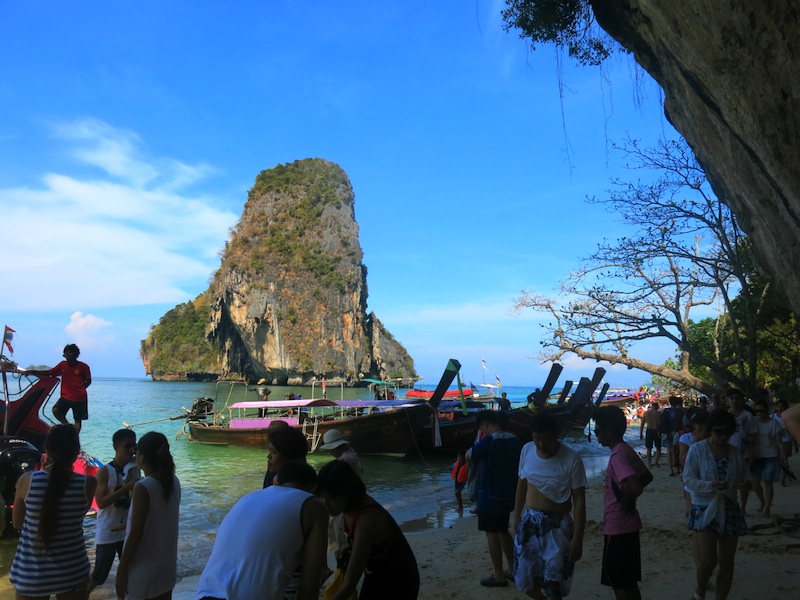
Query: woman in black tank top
317 460 419 600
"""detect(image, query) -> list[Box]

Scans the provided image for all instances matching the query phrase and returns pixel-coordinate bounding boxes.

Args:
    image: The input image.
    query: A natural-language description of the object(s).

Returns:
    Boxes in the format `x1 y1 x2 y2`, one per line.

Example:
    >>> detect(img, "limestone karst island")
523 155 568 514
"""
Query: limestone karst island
139 158 415 386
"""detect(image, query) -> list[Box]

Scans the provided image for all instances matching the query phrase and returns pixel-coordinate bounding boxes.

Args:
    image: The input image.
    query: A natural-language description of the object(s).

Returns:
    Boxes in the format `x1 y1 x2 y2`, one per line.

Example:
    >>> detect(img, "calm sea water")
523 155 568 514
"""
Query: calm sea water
0 378 629 587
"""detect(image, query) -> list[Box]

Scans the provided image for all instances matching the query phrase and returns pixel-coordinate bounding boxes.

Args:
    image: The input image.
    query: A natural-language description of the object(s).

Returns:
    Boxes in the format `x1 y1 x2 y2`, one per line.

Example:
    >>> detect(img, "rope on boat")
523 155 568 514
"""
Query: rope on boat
406 405 435 468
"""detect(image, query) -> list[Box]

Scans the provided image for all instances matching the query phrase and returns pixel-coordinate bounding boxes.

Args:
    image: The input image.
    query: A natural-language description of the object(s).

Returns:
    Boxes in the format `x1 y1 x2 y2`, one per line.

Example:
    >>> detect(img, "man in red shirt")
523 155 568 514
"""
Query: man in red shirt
29 344 92 433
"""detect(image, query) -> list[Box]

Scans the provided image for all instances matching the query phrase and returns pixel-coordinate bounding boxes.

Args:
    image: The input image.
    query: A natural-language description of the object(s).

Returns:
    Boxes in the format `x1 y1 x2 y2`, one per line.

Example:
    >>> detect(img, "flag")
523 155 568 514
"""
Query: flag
3 326 14 354
481 358 487 370
495 373 502 388
321 378 326 392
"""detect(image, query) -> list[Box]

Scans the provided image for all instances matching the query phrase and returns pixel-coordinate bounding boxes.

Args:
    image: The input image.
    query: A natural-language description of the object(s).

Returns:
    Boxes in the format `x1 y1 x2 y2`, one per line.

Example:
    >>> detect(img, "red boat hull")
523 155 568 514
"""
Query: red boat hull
405 388 474 399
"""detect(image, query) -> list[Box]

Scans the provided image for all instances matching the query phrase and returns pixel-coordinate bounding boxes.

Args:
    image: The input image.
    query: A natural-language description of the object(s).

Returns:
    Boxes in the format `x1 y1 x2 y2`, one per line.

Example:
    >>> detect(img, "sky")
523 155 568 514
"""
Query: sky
0 1 681 388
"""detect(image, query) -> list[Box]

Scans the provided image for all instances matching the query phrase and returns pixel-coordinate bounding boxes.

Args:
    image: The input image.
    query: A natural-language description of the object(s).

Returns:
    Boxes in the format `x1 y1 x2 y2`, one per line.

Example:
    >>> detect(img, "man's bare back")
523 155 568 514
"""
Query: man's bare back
643 407 661 429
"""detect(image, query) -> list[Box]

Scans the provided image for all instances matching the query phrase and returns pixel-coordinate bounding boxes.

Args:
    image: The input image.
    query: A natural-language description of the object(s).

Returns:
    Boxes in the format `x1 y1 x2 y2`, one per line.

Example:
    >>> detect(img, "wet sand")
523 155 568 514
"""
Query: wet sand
89 449 800 599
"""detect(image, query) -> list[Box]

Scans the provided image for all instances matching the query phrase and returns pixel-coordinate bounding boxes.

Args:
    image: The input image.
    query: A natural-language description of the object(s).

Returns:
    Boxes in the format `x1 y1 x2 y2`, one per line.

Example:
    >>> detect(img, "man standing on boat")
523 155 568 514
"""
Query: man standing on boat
27 344 91 434
255 378 271 418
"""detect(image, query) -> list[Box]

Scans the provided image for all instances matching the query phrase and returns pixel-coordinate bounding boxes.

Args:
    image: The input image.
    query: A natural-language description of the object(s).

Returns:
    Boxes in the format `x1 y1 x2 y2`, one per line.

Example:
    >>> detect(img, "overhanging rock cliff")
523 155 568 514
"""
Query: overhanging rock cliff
591 0 800 313
142 158 416 384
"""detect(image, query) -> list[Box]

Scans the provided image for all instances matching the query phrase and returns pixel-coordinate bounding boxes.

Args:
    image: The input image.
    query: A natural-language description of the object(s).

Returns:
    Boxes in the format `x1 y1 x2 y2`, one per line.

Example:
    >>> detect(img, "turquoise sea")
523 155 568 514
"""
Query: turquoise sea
0 377 631 590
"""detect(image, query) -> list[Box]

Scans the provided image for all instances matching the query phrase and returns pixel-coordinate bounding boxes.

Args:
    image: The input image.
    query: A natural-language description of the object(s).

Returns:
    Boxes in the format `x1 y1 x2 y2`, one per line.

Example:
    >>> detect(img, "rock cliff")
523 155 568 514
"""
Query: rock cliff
590 0 800 313
142 159 416 384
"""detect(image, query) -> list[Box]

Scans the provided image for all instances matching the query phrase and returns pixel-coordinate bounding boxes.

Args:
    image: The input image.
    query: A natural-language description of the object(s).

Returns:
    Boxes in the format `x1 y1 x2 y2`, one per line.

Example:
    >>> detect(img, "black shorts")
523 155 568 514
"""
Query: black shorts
477 510 509 533
645 429 661 450
601 532 641 588
54 397 89 420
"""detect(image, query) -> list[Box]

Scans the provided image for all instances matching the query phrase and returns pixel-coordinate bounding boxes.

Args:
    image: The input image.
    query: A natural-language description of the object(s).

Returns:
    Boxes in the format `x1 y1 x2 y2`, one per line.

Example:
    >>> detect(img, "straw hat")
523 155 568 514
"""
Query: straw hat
258 378 267 384
319 429 349 450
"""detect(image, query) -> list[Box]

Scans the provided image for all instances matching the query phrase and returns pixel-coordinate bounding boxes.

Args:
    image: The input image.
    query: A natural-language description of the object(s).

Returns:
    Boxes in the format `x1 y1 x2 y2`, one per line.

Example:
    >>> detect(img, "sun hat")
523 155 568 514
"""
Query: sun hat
258 378 267 384
320 429 349 450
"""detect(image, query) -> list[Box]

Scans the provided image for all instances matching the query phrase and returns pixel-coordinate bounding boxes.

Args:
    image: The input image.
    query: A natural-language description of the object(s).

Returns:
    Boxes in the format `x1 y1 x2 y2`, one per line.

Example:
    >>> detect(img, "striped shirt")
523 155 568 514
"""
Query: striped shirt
9 470 91 595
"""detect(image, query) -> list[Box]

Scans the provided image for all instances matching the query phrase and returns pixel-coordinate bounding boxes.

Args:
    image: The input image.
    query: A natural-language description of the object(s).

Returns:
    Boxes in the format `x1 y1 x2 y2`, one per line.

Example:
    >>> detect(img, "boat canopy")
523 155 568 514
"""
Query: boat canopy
335 400 420 408
361 378 396 387
228 399 338 409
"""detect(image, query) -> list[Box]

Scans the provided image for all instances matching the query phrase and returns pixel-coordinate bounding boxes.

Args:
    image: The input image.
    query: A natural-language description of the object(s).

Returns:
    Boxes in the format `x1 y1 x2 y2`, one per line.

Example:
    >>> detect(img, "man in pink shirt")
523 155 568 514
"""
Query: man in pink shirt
594 406 653 600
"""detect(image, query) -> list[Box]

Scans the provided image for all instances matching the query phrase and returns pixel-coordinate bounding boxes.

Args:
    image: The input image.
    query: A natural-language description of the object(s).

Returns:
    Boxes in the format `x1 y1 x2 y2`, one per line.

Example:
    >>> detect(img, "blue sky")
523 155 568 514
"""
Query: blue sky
1 1 679 387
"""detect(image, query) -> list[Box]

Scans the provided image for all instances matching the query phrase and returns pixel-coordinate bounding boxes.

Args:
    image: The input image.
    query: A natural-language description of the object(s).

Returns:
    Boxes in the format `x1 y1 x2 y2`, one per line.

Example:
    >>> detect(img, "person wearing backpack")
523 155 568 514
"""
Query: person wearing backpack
658 397 684 476
594 406 653 600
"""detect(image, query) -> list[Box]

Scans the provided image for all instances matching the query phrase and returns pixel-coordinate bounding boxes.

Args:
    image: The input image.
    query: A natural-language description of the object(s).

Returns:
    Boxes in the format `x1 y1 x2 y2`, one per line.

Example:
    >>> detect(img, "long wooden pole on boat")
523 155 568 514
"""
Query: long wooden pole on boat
2 369 10 436
123 411 190 429
424 358 462 450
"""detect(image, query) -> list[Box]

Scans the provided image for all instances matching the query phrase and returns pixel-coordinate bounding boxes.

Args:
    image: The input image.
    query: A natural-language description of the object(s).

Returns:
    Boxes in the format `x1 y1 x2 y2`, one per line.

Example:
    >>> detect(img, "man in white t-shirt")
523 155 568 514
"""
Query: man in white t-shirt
513 412 587 599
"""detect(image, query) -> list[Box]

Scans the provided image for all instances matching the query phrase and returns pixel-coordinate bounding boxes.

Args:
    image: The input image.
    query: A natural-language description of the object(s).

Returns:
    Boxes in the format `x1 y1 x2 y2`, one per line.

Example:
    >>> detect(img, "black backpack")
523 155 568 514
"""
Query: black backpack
657 408 675 434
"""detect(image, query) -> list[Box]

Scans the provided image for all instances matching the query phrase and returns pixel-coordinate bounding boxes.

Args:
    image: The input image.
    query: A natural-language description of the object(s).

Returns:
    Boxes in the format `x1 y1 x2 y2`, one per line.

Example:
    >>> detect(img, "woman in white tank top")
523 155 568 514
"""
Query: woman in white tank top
116 431 181 600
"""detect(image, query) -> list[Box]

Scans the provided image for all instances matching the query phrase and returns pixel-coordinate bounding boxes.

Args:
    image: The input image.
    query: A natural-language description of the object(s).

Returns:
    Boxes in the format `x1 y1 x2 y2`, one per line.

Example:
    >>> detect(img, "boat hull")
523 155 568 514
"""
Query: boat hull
415 402 593 453
188 403 434 455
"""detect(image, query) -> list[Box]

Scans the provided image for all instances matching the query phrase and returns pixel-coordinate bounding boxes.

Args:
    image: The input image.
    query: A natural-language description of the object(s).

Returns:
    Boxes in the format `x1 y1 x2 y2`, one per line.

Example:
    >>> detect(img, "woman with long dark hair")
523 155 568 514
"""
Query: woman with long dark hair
116 431 181 600
9 424 98 599
316 460 419 600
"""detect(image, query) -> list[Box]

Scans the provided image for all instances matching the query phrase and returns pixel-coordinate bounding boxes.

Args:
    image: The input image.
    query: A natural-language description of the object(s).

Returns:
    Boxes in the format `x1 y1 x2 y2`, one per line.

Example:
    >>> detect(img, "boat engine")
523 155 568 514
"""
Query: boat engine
187 396 215 421
1 436 42 537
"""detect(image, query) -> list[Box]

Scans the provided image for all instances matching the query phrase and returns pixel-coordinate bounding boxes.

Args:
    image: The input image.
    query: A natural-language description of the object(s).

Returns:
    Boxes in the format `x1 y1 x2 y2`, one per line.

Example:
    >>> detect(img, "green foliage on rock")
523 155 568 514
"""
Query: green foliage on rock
502 0 617 65
223 159 356 292
140 294 221 378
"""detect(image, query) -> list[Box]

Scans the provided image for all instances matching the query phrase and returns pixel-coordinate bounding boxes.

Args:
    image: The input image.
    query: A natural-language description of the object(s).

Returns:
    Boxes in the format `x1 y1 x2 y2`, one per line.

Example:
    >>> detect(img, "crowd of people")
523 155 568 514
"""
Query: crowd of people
455 390 799 600
8 367 800 599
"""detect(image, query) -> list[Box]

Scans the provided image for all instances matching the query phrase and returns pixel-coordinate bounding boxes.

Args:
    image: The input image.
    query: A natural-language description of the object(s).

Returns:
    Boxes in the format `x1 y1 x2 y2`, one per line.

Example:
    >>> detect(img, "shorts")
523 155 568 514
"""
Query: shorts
601 532 641 588
478 510 510 533
662 431 675 447
514 508 575 598
750 457 780 482
91 540 123 584
688 499 748 535
454 480 466 493
54 397 89 420
645 429 661 450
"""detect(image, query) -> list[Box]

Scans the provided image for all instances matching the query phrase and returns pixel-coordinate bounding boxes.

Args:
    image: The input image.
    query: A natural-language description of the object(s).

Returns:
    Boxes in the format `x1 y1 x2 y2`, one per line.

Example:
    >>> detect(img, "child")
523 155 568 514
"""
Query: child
593 406 653 600
451 450 468 513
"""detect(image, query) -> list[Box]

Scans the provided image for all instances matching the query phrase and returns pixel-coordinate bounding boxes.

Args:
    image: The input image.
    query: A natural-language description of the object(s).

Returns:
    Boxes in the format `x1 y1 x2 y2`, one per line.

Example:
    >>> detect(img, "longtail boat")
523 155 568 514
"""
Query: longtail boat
2 359 101 535
414 364 606 453
186 359 463 456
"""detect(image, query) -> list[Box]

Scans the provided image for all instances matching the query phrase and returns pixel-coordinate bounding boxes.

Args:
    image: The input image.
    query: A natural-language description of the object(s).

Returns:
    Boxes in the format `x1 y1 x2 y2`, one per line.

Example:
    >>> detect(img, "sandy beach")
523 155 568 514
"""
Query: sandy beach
85 448 800 600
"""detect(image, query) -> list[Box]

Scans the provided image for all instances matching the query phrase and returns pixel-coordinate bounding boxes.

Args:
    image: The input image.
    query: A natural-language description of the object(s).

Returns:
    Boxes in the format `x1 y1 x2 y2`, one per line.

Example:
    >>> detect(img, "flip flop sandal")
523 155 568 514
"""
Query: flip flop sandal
480 575 509 587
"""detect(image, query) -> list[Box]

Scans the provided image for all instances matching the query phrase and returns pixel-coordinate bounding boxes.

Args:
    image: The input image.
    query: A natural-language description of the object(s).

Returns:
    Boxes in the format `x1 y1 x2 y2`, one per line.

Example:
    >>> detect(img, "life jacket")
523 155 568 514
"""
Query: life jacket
451 462 468 483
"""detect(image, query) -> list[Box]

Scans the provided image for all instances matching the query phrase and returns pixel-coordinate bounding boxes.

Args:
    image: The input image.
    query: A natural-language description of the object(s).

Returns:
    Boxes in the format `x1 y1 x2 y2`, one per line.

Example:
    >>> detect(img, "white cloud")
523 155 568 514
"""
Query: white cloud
381 295 548 326
65 311 113 350
0 120 238 311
